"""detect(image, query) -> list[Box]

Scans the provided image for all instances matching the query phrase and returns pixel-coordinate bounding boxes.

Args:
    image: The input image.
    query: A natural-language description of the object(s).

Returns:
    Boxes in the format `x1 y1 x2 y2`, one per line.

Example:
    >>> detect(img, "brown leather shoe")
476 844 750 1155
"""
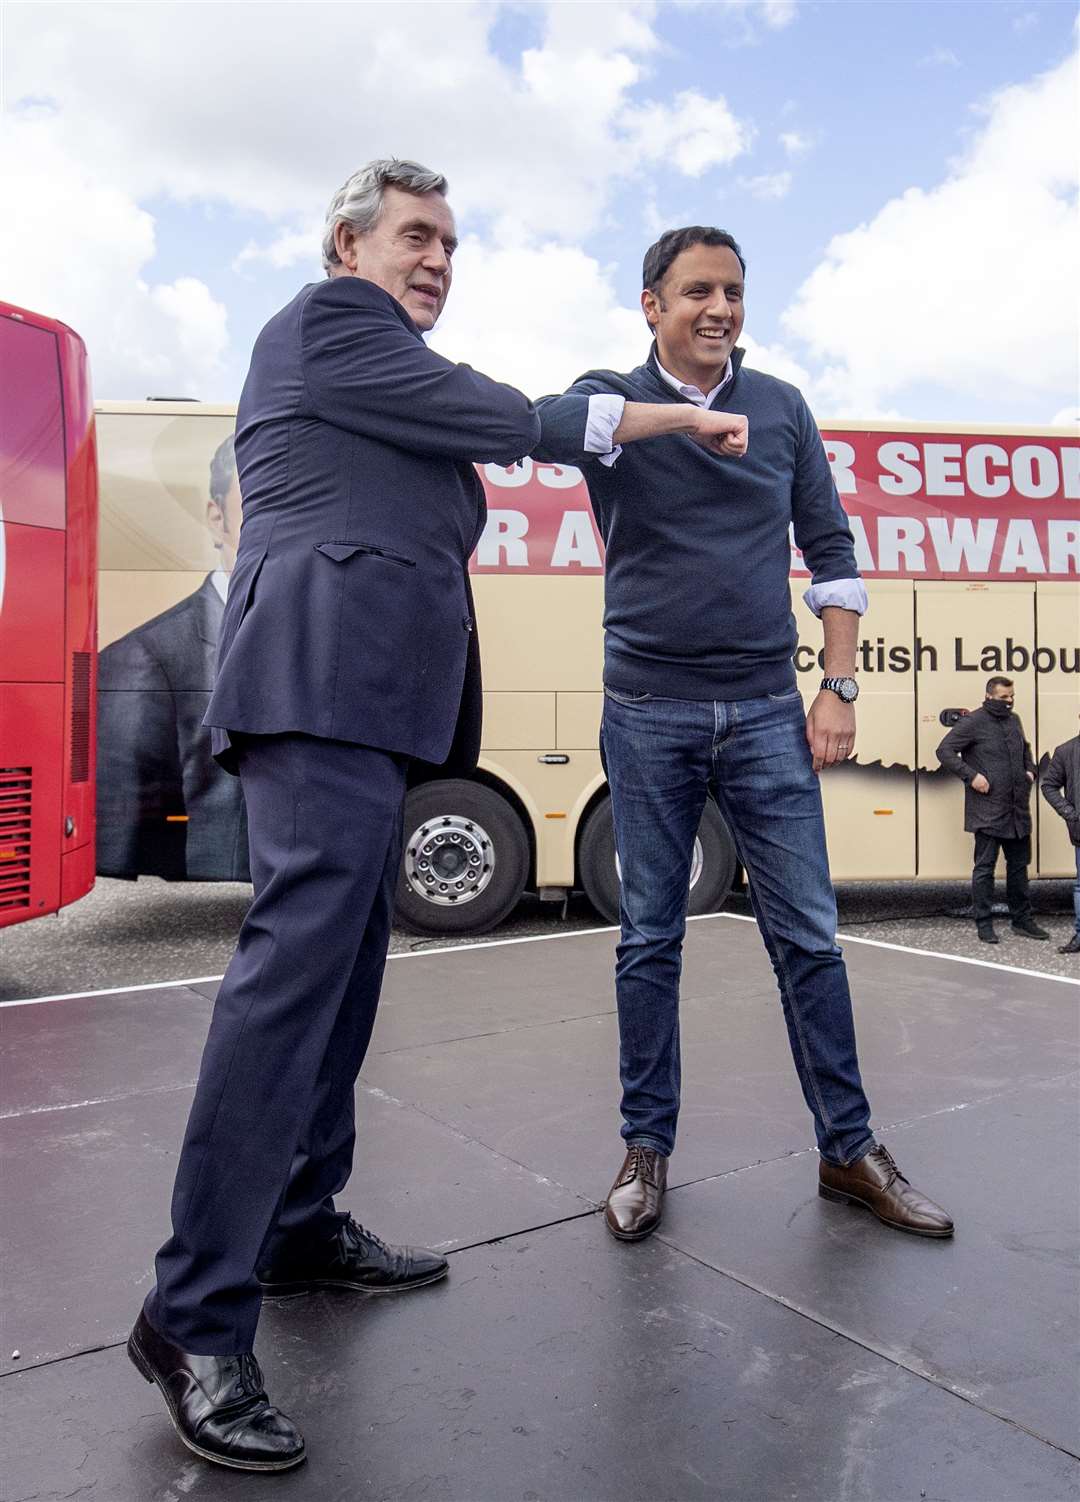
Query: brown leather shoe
819 1144 953 1238
604 1144 668 1241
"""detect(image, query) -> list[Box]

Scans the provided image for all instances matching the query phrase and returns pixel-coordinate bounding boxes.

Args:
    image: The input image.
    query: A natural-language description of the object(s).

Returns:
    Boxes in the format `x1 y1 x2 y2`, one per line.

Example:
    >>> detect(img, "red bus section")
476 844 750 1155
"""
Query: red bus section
0 302 98 927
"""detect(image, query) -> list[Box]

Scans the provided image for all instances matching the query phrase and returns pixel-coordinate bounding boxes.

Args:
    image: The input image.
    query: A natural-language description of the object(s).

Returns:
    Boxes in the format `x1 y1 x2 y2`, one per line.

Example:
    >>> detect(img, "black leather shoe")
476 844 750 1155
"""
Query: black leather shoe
258 1215 448 1296
977 925 999 944
1012 918 1050 939
127 1310 305 1472
604 1144 668 1241
819 1145 953 1238
1058 933 1080 954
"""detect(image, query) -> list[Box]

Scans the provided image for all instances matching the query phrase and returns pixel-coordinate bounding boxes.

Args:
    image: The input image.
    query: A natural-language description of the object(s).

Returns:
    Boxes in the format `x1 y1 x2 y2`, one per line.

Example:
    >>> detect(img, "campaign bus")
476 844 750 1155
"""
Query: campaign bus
93 401 1078 935
0 303 98 928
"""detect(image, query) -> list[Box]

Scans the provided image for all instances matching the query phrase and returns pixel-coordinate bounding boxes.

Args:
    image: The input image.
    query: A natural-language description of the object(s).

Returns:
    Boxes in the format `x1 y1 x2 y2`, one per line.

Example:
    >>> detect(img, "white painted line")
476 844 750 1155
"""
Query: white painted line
703 909 1080 987
833 928 1080 985
0 974 226 1009
0 923 622 1007
1 907 1075 1008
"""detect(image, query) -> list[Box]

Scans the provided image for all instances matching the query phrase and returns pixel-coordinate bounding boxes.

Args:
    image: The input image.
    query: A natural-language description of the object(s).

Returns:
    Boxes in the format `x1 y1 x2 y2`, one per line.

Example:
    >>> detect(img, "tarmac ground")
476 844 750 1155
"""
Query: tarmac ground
1 913 1078 1501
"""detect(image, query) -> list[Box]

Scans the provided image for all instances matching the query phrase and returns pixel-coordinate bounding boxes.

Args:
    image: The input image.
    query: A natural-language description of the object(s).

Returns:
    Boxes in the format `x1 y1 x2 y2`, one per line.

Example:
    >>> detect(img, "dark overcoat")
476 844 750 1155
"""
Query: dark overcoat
936 704 1036 838
1040 734 1080 845
204 276 539 771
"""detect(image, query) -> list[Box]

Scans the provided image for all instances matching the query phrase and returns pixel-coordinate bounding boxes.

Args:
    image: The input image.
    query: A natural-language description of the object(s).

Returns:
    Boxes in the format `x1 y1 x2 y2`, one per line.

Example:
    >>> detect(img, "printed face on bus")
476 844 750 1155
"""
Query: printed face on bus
332 187 458 332
642 243 745 390
207 471 243 573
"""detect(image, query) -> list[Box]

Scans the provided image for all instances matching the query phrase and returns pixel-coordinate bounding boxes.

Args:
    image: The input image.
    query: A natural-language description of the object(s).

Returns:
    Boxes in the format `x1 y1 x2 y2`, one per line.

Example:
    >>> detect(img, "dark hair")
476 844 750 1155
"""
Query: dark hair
985 676 1014 695
209 434 237 504
642 227 746 291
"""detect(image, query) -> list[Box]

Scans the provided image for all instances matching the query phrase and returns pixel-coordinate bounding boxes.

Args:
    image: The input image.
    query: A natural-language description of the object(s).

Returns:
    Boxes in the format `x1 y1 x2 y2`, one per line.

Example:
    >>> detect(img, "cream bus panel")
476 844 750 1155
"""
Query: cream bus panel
793 581 917 878
100 570 209 649
472 576 603 692
478 749 603 887
915 583 1036 879
481 693 555 751
1035 582 1080 877
557 693 603 750
96 411 236 572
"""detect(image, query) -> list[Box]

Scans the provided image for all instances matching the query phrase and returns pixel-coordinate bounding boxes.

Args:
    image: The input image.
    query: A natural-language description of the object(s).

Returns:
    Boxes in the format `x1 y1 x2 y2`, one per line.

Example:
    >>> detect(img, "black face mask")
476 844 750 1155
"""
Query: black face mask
985 698 1013 718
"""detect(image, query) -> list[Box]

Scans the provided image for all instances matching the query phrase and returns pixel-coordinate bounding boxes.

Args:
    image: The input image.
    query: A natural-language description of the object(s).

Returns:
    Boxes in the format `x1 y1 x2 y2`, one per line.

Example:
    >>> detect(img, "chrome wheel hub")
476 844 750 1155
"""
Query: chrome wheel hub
404 814 494 906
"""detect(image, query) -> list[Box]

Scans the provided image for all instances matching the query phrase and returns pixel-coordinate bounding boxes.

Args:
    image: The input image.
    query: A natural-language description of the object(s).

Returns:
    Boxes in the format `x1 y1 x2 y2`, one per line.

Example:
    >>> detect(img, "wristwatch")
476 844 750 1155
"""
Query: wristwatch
820 676 859 704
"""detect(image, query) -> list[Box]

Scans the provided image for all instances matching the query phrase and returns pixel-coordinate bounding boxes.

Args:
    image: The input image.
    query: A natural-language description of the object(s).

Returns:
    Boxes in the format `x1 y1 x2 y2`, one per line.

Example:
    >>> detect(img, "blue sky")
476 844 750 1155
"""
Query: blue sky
4 1 1077 424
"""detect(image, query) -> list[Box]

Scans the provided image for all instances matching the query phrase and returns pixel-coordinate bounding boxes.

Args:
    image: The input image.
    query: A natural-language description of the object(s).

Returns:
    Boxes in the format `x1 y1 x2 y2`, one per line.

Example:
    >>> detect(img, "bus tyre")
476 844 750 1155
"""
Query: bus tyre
578 795 737 926
395 780 530 937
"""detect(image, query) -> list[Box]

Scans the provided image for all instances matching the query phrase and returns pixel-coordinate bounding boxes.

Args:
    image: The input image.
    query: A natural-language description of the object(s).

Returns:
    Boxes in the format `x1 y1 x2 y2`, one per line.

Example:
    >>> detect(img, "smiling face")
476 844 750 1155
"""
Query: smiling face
642 242 745 390
332 185 458 331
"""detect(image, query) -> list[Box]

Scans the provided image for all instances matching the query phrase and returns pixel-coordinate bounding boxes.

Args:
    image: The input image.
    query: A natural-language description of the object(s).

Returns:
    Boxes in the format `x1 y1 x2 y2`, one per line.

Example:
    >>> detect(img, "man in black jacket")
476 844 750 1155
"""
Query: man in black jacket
1040 718 1080 954
937 676 1049 944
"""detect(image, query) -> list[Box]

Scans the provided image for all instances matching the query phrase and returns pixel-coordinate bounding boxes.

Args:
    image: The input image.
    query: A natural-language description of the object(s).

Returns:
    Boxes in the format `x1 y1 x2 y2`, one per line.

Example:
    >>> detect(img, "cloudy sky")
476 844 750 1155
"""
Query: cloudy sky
3 0 1077 425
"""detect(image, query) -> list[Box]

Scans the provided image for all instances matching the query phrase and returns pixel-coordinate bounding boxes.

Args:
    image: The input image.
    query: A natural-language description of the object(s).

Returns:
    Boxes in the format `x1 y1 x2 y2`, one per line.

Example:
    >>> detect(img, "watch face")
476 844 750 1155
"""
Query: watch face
838 677 858 702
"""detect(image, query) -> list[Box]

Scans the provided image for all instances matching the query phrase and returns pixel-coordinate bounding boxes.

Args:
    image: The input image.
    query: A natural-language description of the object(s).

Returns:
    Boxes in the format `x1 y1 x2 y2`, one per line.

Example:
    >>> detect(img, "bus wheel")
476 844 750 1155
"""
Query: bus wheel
578 795 737 926
395 780 530 937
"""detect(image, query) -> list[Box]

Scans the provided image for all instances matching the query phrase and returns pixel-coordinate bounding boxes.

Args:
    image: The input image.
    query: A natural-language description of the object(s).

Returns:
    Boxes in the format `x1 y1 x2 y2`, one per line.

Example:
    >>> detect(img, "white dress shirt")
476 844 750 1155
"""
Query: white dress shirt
580 360 866 619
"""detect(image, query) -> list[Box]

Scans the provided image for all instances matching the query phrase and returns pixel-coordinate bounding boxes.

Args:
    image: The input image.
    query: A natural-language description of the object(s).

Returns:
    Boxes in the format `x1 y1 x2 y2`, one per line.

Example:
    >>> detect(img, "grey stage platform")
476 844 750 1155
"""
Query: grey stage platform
2 916 1078 1501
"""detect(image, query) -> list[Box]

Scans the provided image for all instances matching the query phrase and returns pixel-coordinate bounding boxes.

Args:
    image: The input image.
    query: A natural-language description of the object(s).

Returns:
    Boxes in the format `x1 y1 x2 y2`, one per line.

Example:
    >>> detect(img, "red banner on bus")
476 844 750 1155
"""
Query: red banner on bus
472 429 1080 580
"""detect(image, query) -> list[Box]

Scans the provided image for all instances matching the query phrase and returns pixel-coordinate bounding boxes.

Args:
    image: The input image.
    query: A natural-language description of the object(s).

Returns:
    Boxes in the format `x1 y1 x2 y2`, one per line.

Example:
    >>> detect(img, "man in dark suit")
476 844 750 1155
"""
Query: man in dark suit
936 675 1049 945
96 434 249 882
130 159 540 1472
1040 715 1080 954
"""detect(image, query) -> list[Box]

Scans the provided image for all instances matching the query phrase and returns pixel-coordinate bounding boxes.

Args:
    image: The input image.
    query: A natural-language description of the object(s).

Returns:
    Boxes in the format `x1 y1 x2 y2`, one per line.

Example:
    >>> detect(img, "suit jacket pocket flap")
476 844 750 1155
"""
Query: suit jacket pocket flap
315 542 365 562
314 541 417 567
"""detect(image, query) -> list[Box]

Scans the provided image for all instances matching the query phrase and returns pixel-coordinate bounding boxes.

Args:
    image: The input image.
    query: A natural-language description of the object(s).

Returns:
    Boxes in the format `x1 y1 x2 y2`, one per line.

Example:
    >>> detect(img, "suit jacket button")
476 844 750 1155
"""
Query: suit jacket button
463 617 474 631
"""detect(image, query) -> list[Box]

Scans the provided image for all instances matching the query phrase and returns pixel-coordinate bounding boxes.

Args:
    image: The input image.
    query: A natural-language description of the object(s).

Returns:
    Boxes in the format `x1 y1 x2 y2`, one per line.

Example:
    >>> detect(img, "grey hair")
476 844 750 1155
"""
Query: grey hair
321 158 449 273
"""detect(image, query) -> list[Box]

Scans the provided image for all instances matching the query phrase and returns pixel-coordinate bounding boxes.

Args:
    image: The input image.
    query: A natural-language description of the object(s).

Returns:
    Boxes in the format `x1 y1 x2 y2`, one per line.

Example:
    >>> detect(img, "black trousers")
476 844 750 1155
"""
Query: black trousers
148 732 406 1353
972 831 1032 927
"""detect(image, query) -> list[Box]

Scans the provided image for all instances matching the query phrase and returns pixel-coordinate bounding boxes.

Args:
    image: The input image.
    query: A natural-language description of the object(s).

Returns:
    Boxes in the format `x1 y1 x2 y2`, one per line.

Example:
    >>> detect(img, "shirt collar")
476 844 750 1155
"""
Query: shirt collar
653 354 734 408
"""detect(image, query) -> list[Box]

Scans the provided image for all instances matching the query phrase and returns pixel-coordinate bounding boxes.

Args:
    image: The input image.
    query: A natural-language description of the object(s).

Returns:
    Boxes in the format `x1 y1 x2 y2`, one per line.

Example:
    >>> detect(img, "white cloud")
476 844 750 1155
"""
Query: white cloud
621 89 753 176
0 2 757 392
759 1 798 30
781 48 1080 417
919 46 961 68
0 123 227 397
739 170 793 200
1050 406 1080 427
779 129 814 157
428 239 645 395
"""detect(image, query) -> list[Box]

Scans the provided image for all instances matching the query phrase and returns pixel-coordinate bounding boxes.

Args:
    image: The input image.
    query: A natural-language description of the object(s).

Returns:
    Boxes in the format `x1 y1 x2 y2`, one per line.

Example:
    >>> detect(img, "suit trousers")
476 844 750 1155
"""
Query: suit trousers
971 831 1033 927
148 731 407 1353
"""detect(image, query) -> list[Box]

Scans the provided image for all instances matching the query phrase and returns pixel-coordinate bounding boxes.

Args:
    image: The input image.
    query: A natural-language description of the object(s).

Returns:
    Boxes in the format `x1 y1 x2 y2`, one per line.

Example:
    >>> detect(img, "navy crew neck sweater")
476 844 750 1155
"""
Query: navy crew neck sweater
533 346 860 702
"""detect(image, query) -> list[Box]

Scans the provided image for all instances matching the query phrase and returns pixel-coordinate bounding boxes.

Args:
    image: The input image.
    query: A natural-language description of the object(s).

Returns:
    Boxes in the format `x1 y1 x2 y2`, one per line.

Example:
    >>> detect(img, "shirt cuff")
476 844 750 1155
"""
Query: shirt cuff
803 577 868 617
585 393 625 467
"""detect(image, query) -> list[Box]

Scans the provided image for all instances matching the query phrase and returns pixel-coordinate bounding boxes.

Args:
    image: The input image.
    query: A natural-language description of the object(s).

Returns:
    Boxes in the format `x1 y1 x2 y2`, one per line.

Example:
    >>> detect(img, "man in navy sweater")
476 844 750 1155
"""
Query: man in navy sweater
535 226 952 1244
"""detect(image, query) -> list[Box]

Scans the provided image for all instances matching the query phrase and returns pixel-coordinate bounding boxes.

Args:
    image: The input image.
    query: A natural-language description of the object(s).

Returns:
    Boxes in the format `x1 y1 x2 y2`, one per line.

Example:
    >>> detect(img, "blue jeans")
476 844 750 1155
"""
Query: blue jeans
1074 847 1080 933
601 686 874 1168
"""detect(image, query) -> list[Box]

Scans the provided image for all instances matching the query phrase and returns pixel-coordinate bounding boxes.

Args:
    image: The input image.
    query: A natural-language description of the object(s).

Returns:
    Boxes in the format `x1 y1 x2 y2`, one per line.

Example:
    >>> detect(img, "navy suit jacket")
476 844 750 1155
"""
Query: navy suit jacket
205 276 540 772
